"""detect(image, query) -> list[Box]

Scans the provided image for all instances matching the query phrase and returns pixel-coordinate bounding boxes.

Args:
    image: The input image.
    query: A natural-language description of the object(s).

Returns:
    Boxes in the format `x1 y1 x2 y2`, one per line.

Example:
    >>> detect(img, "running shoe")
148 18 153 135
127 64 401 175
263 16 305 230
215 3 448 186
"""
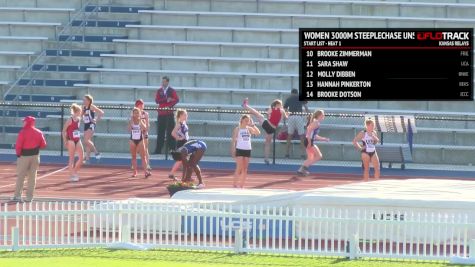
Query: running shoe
242 97 248 108
145 171 152 179
297 166 309 177
70 175 79 182
196 183 205 189
131 171 137 178
168 174 177 181
83 159 90 165
147 165 152 171
95 153 101 160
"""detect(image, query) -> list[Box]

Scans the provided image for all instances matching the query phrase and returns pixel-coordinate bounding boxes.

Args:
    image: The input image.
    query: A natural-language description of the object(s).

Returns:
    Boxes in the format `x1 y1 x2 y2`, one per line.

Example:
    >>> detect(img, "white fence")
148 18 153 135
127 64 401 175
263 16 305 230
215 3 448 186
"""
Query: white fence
0 200 474 261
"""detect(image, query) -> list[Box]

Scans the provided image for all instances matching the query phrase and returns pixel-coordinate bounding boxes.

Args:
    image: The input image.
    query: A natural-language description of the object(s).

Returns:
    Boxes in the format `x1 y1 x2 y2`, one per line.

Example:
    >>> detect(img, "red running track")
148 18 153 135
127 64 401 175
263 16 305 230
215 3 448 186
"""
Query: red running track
0 162 376 201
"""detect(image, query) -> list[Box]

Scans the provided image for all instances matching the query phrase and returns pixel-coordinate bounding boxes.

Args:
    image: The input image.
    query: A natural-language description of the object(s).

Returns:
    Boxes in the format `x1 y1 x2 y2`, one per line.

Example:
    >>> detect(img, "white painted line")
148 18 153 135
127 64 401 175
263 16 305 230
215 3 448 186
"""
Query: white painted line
0 166 68 189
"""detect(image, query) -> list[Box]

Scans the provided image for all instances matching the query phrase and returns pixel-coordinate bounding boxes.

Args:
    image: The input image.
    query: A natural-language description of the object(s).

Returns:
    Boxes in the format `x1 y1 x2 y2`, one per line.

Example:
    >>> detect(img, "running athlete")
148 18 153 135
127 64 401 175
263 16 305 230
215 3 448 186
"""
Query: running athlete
62 103 84 182
242 98 288 164
231 114 260 188
169 109 189 180
297 110 329 176
172 140 207 188
82 94 104 164
129 107 151 178
134 99 151 170
353 118 380 181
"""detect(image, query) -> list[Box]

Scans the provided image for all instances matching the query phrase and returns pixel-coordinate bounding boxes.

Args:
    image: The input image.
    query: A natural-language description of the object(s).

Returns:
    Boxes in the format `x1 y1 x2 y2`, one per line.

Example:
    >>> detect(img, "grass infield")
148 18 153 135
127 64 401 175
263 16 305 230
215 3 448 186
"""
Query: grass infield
0 249 462 267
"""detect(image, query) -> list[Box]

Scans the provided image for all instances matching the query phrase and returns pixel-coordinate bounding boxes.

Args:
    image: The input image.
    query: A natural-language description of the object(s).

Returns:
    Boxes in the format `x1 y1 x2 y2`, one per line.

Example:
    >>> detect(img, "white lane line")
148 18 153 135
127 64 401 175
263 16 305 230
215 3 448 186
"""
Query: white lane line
0 166 68 189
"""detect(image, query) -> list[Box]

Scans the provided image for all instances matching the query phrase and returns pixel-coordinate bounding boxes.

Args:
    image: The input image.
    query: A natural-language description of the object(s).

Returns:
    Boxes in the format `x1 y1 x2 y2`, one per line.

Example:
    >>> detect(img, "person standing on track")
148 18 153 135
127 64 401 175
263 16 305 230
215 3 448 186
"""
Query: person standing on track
129 107 152 178
169 109 189 180
353 118 380 181
242 98 288 164
62 104 84 182
297 110 330 176
154 76 179 155
172 139 207 188
231 114 260 188
82 94 104 164
13 116 47 202
134 99 151 171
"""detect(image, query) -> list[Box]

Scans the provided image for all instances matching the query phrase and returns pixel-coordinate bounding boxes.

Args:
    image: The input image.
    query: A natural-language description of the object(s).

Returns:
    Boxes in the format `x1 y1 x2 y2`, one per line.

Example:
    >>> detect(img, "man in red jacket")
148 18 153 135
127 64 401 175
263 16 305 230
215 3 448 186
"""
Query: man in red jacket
154 76 179 154
14 116 47 202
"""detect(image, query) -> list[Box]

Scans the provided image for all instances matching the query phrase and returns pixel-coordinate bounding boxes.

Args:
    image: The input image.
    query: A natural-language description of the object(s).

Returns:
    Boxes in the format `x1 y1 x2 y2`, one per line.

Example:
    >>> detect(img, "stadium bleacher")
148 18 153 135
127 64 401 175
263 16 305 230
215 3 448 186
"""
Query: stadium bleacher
0 0 474 166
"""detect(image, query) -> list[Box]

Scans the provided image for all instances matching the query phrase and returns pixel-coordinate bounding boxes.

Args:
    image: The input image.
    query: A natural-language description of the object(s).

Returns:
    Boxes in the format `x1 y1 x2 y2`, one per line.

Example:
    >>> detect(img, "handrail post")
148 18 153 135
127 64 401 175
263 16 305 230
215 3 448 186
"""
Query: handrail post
60 105 64 157
272 132 276 165
470 239 475 259
11 227 19 251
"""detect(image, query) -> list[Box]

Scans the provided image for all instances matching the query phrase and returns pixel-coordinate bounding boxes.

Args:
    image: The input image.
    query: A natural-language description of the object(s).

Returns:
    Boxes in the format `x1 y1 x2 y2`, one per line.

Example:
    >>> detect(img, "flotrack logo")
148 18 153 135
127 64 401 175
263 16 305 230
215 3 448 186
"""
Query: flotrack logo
417 32 469 41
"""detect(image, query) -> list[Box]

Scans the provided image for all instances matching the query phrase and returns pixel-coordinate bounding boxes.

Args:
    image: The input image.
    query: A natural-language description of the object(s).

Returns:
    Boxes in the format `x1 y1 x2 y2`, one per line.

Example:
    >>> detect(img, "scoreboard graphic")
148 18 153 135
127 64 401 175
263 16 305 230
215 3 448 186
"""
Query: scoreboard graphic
299 28 473 101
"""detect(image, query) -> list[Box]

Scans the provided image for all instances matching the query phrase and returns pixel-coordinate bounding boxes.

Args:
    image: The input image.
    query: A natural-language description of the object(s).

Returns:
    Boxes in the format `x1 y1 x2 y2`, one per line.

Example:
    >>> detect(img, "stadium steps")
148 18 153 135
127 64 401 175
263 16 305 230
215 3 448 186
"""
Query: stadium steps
0 110 61 118
4 94 75 102
45 49 114 57
85 5 153 13
1 126 50 133
32 64 102 72
18 79 88 87
58 35 128 42
71 20 140 27
153 0 475 19
0 144 14 149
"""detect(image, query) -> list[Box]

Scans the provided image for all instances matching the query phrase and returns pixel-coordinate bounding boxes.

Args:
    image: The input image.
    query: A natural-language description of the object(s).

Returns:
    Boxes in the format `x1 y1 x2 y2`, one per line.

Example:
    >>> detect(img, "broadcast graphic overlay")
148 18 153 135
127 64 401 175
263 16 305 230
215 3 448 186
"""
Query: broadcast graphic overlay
300 28 473 101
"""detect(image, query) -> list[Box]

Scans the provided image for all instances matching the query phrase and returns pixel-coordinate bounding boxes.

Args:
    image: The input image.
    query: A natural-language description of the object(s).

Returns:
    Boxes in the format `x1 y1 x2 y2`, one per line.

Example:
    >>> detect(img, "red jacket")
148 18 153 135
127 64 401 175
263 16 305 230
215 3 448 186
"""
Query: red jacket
155 86 179 116
15 122 47 157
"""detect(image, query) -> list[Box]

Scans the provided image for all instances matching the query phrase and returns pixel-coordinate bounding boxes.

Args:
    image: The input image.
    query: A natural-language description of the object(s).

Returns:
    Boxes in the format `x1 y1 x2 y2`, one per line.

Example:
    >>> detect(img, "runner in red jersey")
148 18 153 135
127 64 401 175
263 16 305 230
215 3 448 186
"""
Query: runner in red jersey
242 98 288 164
62 103 84 182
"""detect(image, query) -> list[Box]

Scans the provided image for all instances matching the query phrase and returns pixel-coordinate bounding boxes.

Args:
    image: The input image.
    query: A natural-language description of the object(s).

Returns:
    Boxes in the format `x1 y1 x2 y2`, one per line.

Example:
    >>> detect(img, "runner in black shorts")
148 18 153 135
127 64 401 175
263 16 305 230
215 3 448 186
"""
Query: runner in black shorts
82 95 103 164
353 118 380 181
231 114 260 188
242 98 288 164
129 107 151 178
169 109 189 180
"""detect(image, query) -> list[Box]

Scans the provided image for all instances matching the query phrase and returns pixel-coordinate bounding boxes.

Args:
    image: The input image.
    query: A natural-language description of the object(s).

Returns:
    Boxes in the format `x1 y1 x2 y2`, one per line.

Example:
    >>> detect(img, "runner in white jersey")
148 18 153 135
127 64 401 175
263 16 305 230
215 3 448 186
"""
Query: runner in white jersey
231 114 260 188
134 99 151 171
169 109 190 180
129 107 151 178
353 118 380 181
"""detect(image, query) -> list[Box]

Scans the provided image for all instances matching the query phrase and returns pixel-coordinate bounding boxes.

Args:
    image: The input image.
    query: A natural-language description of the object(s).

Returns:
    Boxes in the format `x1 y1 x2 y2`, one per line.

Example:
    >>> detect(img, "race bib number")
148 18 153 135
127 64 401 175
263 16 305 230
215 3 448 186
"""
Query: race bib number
131 129 141 140
365 139 376 152
72 130 80 139
83 115 90 124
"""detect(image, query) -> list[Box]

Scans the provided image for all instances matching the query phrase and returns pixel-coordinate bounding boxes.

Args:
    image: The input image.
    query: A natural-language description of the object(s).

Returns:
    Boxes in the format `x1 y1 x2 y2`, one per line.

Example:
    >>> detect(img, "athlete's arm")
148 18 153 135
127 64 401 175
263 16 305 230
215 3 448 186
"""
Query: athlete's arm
306 120 317 144
248 118 260 135
90 104 104 122
230 127 238 157
281 108 289 119
315 135 330 142
62 118 72 145
353 131 364 151
371 131 380 144
171 123 182 140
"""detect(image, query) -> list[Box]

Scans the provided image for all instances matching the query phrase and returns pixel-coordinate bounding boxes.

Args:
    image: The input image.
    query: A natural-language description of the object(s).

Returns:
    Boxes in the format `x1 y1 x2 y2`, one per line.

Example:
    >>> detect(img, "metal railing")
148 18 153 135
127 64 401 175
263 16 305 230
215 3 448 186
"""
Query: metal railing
0 200 474 261
2 102 475 167
2 1 99 101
